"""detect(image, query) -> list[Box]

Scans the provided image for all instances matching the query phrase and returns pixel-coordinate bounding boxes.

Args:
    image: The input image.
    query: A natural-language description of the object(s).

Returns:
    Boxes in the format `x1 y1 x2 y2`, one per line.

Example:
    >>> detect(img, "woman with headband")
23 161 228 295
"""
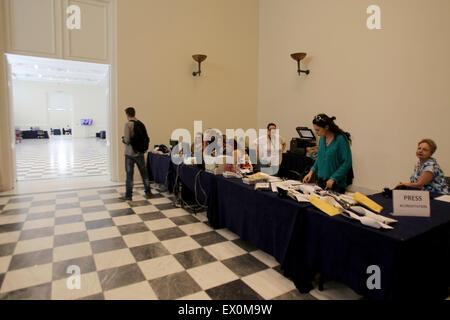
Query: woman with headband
303 114 353 193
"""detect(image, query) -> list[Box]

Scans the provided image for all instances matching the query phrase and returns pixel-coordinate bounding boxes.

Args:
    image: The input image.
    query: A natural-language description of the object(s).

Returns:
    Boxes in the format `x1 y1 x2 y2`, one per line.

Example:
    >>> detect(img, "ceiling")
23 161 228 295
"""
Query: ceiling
6 54 109 86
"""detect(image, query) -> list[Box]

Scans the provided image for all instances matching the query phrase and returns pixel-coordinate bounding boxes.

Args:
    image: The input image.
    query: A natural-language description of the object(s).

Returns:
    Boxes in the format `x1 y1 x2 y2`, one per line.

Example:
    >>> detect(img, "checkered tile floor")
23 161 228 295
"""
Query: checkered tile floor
15 136 108 181
0 183 316 300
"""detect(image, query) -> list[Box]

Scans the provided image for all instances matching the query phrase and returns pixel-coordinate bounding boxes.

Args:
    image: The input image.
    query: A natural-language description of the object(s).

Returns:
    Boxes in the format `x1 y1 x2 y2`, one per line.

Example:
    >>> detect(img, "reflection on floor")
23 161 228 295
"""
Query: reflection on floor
15 136 108 181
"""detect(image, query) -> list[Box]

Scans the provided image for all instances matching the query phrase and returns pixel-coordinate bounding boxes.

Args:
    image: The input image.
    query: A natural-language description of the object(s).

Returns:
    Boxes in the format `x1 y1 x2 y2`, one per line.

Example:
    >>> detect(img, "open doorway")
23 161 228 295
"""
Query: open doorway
6 53 111 182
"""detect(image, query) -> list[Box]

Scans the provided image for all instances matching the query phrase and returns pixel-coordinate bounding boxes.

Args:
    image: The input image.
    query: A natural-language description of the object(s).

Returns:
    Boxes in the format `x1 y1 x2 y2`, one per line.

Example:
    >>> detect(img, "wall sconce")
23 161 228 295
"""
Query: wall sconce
290 52 310 76
192 54 207 76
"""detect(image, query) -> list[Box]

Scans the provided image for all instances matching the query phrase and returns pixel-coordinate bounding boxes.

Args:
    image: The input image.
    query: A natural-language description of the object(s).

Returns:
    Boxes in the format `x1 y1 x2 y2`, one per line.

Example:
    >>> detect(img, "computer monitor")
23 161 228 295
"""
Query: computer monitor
81 119 93 126
296 127 315 140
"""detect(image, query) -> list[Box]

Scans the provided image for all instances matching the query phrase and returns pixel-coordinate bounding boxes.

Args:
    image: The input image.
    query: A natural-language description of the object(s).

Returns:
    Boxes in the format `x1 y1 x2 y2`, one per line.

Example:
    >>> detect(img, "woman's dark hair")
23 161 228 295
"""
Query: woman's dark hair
313 114 352 144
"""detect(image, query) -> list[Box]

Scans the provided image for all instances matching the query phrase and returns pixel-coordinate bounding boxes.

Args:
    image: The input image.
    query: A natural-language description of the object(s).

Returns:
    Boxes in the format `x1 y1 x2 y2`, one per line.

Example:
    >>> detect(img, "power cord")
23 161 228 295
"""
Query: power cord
173 163 205 212
194 169 208 209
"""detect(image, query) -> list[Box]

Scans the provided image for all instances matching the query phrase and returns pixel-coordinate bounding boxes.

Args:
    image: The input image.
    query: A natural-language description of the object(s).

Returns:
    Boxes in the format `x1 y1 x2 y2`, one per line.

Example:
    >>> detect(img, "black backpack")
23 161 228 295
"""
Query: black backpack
130 120 150 153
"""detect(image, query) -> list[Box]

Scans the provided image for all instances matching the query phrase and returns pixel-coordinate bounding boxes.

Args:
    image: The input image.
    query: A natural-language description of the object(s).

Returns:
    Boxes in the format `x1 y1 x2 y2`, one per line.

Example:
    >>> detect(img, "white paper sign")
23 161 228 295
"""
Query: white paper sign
392 190 430 217
435 195 450 203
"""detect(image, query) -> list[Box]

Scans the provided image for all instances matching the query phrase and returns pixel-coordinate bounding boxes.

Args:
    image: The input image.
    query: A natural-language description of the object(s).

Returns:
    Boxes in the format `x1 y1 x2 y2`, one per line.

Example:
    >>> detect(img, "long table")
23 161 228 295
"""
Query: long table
21 130 49 139
282 193 450 300
147 152 450 300
147 152 175 192
147 152 314 194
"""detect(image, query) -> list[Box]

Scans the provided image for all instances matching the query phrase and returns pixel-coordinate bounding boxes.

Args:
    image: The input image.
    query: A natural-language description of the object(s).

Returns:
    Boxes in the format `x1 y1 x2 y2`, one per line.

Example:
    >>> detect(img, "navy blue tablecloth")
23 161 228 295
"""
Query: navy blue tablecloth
283 194 450 300
147 153 174 192
176 164 215 205
206 176 450 300
210 176 310 265
145 152 450 300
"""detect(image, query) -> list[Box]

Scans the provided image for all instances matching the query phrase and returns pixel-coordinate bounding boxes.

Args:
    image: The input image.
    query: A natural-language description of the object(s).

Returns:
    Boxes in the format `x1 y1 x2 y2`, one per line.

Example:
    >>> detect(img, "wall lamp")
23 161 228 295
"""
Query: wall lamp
192 54 207 76
290 52 310 76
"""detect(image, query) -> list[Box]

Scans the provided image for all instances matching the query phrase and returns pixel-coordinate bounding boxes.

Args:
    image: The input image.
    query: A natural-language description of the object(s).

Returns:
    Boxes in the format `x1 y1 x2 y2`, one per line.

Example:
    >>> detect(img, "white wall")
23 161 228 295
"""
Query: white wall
47 92 73 130
258 0 450 192
12 79 108 138
117 0 259 181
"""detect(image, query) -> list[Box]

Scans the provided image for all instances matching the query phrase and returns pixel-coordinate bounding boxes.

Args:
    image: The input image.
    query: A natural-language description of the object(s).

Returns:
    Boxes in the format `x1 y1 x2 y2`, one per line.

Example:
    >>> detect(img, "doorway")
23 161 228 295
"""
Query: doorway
6 53 111 182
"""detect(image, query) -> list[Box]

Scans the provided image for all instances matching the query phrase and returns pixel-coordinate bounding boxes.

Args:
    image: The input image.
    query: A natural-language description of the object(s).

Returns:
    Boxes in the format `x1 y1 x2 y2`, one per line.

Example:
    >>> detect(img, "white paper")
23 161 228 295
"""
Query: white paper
392 190 430 217
268 176 283 183
271 182 281 193
288 190 310 202
299 184 322 196
350 206 398 225
435 195 450 203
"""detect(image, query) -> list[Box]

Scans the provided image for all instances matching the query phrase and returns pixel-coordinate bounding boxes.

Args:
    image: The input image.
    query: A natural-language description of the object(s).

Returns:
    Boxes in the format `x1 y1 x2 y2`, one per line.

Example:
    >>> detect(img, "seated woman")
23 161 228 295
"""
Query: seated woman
395 139 449 194
303 114 353 194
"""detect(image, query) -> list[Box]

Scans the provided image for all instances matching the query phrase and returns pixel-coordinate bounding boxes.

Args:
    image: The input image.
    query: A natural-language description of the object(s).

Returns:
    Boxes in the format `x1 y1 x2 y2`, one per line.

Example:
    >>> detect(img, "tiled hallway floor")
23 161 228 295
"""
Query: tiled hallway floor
15 136 108 181
0 183 328 300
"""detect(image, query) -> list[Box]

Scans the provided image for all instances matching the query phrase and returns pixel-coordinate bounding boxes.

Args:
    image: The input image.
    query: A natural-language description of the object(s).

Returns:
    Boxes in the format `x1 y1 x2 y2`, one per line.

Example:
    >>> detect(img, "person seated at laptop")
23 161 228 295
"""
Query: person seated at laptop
395 139 449 194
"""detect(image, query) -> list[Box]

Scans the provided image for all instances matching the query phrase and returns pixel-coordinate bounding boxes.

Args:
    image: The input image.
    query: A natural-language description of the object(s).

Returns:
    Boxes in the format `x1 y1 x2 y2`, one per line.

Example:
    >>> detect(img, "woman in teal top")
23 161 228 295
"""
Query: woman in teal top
303 114 353 193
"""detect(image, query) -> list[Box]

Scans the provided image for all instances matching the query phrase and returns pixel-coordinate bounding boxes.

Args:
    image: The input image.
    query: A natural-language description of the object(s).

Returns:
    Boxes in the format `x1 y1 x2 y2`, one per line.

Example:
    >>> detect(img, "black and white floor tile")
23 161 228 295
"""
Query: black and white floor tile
0 184 319 300
15 137 108 181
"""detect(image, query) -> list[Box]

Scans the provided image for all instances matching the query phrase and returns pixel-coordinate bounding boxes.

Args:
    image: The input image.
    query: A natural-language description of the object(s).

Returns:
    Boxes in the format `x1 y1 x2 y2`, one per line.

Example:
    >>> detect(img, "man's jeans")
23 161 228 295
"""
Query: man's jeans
125 155 151 198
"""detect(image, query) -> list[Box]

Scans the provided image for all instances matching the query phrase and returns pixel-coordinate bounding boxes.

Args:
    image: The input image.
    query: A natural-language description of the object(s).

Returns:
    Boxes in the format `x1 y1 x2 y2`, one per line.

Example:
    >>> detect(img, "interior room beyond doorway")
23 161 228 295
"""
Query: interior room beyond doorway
7 54 111 182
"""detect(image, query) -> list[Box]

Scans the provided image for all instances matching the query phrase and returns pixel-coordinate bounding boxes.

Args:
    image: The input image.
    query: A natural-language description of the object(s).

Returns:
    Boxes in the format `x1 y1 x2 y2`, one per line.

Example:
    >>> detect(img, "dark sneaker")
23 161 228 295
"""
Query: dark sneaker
144 192 153 199
119 196 132 201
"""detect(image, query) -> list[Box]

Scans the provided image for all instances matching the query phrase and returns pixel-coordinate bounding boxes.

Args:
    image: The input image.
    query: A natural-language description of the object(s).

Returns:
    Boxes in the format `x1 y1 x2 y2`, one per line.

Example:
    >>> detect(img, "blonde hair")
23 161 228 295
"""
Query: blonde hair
418 138 437 155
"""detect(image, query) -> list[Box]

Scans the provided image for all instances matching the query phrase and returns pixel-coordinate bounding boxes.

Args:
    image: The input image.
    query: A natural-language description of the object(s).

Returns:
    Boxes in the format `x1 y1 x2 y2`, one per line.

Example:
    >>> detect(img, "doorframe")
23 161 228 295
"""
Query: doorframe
1 0 119 190
1 54 16 190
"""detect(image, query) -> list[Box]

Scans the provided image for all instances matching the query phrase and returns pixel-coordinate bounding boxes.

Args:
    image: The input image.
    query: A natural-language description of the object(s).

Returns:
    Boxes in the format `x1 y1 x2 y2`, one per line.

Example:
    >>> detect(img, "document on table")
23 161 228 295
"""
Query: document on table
435 195 450 203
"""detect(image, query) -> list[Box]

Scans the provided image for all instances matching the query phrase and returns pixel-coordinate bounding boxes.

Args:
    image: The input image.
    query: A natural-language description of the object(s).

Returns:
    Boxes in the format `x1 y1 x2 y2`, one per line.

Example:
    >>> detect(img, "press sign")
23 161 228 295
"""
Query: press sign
392 190 430 217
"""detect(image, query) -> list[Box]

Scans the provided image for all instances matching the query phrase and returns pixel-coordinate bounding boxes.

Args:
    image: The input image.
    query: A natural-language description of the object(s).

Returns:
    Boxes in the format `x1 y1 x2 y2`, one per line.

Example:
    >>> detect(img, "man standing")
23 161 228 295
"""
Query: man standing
121 107 152 201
